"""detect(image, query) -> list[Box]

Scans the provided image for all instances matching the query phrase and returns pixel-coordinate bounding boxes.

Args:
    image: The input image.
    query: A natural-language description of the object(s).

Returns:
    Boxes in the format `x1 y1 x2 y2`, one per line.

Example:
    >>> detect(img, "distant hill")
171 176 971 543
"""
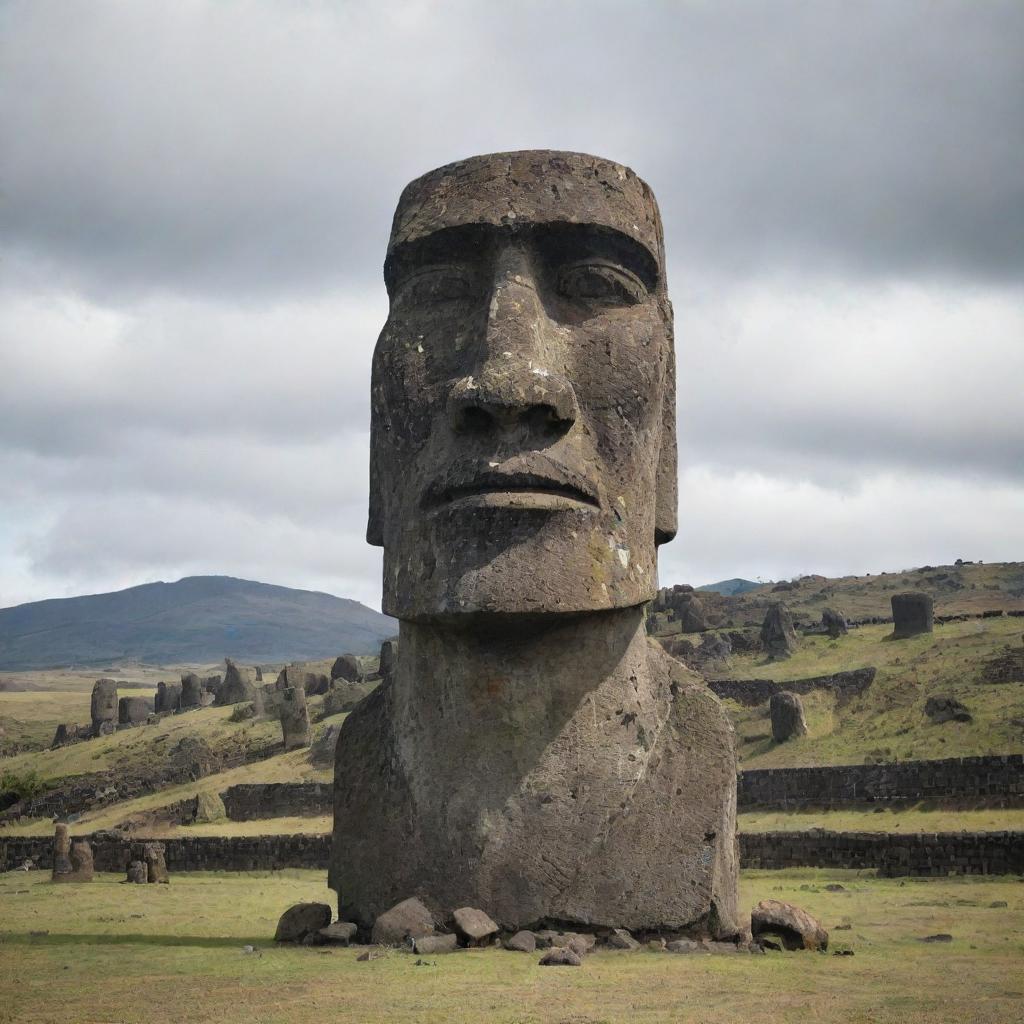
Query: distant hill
0 576 397 669
697 578 762 596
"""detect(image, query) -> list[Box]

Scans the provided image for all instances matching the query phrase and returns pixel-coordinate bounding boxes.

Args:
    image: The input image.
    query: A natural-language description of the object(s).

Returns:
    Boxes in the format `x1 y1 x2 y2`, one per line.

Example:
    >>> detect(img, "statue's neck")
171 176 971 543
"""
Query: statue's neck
391 606 653 735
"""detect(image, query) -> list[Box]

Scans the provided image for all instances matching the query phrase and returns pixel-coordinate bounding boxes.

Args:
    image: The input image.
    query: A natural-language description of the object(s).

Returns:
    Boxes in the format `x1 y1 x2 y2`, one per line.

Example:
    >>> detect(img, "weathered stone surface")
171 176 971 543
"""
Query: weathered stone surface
505 930 537 952
279 662 332 697
770 691 808 742
452 907 499 945
821 607 848 638
51 824 73 881
414 933 459 954
539 947 582 966
606 928 640 950
216 660 257 706
761 602 797 659
330 654 362 683
155 681 182 714
666 938 701 953
126 860 147 883
309 724 341 767
279 686 311 751
751 899 828 951
143 842 169 883
90 678 118 736
378 640 397 679
319 921 358 945
274 902 332 942
925 696 972 724
180 673 203 708
371 897 437 945
193 791 226 823
118 696 151 727
331 151 737 938
891 592 934 638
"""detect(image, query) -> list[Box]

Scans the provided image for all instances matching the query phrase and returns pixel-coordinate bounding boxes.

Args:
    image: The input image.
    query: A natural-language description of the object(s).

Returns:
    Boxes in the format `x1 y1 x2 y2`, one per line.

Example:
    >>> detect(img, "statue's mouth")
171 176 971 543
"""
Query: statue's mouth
424 460 600 512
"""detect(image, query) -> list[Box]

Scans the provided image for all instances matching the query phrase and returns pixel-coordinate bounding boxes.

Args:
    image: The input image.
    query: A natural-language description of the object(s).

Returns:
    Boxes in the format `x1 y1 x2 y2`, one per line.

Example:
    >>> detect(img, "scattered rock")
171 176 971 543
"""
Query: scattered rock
331 654 362 683
989 900 1008 908
924 696 972 724
126 860 147 884
274 902 332 943
357 949 387 961
824 884 846 892
371 897 436 945
769 691 808 742
666 938 701 954
414 933 459 954
606 927 640 950
919 933 953 943
319 921 358 945
751 899 828 951
452 907 499 946
538 946 582 966
505 930 537 952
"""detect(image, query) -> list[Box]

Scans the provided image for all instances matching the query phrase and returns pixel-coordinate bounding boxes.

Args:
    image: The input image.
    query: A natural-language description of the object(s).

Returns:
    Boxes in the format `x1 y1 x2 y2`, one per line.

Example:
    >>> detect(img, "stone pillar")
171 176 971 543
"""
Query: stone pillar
761 602 797 659
90 678 118 737
769 691 808 742
379 639 397 680
280 686 311 751
891 592 934 638
180 673 203 708
118 696 151 727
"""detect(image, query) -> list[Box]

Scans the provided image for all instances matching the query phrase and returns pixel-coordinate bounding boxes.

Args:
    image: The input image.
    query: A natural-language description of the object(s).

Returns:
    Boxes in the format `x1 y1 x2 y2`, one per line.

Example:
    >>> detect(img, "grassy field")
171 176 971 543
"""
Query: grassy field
0 867 1021 1024
718 618 1024 767
738 806 1024 833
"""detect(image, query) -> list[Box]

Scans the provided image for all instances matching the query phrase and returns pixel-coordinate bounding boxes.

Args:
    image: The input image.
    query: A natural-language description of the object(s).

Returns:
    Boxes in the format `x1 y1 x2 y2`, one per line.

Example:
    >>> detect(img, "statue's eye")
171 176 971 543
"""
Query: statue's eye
393 266 476 308
556 260 647 307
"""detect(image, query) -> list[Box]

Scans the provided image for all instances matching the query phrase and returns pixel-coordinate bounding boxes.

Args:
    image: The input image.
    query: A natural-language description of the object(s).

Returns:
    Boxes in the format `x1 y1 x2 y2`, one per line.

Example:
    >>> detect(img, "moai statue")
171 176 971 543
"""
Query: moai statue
279 686 311 751
180 672 203 709
90 678 118 737
821 607 848 638
330 654 362 683
891 592 934 638
761 602 797 659
126 860 147 883
118 696 151 727
51 823 94 882
155 681 182 714
769 691 808 742
217 660 256 706
144 842 169 883
330 151 739 937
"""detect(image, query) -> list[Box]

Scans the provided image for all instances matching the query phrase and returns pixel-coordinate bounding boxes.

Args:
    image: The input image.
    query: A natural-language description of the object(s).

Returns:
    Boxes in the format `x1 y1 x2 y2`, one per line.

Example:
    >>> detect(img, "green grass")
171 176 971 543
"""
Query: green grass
739 806 1024 833
0 868 1021 1023
718 619 1024 767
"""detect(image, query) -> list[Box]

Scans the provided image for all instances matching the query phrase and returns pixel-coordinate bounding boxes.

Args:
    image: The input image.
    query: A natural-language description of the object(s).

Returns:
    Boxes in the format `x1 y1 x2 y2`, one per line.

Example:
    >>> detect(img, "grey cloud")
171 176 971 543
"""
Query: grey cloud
1 1 1022 301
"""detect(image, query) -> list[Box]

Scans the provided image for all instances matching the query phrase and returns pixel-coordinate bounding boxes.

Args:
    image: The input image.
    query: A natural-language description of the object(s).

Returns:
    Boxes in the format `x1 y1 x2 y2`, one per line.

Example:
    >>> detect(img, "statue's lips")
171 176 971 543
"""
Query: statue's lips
424 469 600 512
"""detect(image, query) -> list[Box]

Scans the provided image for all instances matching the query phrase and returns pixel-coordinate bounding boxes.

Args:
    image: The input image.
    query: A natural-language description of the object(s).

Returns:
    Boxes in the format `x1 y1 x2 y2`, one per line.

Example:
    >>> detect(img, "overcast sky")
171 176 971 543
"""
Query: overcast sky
1 0 1022 611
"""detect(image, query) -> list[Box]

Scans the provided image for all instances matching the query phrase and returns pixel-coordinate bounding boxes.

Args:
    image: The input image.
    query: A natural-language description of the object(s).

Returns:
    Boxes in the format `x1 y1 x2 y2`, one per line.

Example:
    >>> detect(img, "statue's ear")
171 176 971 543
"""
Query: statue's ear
655 319 678 546
366 414 384 547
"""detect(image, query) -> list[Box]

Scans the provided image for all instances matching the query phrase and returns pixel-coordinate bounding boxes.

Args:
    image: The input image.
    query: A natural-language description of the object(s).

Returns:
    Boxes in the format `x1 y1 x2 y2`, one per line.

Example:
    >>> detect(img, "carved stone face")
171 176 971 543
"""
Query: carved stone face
369 151 677 620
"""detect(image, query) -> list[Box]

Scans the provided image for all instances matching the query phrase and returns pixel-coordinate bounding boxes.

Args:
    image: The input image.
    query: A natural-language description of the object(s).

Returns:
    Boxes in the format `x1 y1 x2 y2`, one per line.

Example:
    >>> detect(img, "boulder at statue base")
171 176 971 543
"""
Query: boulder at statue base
751 900 828 951
539 947 582 966
505 930 537 952
319 921 358 945
274 902 332 943
452 907 499 946
371 897 437 945
414 933 459 954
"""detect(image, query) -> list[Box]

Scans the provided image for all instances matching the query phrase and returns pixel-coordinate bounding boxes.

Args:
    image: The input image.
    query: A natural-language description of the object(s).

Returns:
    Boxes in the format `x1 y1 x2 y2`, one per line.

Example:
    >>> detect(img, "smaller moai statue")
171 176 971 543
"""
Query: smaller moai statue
821 607 847 639
378 639 397 680
279 686 311 752
51 823 94 882
217 660 257 706
891 592 934 638
118 696 151 727
155 681 182 714
761 602 797 659
126 860 147 883
180 672 203 708
331 654 362 683
90 678 118 737
769 691 808 742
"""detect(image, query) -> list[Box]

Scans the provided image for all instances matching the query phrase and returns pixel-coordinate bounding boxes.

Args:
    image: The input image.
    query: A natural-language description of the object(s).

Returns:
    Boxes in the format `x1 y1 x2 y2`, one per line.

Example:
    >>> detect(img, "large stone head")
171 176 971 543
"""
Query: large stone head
369 150 677 620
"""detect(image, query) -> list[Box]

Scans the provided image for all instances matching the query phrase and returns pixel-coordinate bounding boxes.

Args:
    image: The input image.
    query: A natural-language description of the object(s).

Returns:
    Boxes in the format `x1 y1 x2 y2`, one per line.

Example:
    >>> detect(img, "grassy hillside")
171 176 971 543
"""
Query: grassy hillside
0 575 397 669
712 617 1024 768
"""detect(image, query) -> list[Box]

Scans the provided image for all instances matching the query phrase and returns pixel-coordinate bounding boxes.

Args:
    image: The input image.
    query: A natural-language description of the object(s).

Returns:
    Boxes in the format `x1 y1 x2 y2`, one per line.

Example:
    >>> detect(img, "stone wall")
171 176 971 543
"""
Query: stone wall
1 832 331 873
740 829 1024 876
221 782 332 820
4 829 1021 877
708 667 877 707
738 754 1024 809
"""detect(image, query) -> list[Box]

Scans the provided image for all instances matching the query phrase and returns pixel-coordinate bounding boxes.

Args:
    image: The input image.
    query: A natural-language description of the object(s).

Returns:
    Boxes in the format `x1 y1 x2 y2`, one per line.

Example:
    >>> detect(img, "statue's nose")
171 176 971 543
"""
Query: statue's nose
446 250 579 438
